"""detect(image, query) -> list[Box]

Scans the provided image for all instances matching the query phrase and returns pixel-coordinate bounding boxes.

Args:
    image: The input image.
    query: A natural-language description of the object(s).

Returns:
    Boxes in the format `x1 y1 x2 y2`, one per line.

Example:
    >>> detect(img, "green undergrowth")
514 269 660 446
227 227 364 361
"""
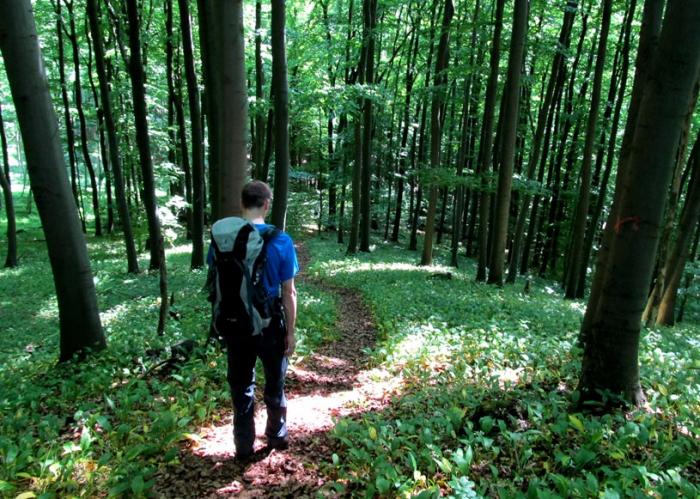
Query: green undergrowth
304 236 700 498
0 228 336 497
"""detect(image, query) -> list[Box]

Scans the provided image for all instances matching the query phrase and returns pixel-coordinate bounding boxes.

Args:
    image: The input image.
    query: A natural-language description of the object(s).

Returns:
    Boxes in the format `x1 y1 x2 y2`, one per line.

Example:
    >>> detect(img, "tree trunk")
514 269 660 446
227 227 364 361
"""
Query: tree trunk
270 0 290 229
178 0 205 269
475 0 504 281
359 0 377 252
578 0 700 406
656 134 700 325
580 0 666 338
486 0 527 286
347 116 362 254
126 0 164 271
565 0 612 299
55 1 85 233
65 0 102 237
0 103 17 268
86 0 139 273
0 0 106 361
253 0 266 180
421 0 454 266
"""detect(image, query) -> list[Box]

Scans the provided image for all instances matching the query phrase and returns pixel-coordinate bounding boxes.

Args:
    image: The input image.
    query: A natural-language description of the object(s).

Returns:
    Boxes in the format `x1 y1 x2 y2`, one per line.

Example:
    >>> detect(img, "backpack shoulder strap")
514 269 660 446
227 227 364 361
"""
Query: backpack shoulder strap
261 226 281 246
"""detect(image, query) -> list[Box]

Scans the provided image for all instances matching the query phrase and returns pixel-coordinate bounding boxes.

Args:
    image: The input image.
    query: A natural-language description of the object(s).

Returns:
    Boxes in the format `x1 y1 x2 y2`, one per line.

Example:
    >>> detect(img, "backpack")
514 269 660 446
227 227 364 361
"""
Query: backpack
208 217 281 338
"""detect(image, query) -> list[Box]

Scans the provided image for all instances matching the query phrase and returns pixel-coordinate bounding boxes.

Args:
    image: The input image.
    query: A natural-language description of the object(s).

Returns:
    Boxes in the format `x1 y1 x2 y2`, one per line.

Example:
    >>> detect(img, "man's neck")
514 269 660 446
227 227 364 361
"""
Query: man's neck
243 209 266 224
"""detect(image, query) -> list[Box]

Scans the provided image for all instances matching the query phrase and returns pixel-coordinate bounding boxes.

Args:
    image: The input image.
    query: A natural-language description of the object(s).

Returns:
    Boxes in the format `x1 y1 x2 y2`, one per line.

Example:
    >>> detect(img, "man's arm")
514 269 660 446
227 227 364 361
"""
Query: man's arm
281 278 297 356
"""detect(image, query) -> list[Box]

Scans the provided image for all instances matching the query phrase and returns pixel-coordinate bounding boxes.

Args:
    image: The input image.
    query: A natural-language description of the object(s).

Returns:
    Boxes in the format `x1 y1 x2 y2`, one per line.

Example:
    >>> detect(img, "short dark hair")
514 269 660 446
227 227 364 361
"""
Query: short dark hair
241 180 272 209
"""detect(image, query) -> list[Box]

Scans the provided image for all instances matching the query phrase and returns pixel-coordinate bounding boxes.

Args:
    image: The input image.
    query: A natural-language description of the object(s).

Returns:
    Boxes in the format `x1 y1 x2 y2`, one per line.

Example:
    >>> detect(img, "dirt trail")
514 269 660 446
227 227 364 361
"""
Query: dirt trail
154 242 397 498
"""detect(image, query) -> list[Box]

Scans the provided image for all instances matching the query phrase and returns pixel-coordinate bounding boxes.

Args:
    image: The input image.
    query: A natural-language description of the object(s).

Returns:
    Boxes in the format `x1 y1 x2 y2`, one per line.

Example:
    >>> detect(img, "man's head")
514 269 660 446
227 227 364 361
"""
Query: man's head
241 180 273 217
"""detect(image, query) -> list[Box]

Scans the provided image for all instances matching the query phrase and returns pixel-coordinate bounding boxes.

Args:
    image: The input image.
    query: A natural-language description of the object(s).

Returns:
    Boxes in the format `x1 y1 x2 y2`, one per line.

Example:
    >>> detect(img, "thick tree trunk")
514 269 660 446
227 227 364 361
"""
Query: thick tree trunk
0 0 106 360
578 0 700 406
270 0 290 229
421 0 454 266
565 0 612 299
475 0 504 282
178 0 205 269
86 0 139 273
486 0 527 286
581 0 666 338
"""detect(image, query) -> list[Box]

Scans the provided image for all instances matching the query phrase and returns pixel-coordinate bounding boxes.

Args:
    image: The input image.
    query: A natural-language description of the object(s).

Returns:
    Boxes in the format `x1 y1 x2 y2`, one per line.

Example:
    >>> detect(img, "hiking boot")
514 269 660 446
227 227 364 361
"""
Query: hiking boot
266 436 289 451
234 446 254 461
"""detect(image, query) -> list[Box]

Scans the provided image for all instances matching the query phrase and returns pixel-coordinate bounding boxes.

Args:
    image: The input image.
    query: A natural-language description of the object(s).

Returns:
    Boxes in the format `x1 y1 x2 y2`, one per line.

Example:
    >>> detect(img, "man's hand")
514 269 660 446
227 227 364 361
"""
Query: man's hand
284 330 296 357
282 278 297 358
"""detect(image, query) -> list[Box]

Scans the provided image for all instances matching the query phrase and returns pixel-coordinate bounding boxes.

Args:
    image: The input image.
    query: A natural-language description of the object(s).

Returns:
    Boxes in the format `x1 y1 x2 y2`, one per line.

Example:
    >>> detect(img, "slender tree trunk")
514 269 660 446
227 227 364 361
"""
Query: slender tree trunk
475 0 504 281
359 0 377 252
87 0 139 273
178 0 205 269
421 0 454 266
0 0 106 361
254 0 265 180
486 0 527 286
348 116 362 254
656 135 700 325
0 104 17 268
55 1 85 233
126 0 164 271
270 0 290 229
65 0 102 237
578 0 700 406
565 0 613 299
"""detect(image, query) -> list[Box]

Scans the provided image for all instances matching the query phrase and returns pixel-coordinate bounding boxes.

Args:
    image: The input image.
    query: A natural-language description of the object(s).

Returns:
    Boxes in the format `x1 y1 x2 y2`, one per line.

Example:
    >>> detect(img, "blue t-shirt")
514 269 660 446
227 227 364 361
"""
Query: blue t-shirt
255 223 299 298
207 223 299 298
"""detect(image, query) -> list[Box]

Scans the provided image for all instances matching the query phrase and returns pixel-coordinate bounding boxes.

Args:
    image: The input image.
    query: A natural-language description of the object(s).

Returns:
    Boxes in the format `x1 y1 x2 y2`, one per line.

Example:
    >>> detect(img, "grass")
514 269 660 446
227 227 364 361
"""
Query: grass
0 202 337 496
304 235 700 498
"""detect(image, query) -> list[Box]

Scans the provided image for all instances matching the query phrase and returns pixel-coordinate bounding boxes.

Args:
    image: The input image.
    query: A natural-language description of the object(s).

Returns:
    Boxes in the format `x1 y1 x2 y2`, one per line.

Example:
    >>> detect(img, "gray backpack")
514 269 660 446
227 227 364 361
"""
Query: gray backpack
209 217 280 338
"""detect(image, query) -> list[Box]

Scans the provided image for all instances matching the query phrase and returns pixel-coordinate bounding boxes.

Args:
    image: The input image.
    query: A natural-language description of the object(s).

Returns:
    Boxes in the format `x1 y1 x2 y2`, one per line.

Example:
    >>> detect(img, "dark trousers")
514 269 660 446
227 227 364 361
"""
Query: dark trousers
225 316 288 454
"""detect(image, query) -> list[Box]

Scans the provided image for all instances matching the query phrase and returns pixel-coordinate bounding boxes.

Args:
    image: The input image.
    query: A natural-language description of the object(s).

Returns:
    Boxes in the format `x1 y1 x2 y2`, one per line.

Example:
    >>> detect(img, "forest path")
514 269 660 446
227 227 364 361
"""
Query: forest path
154 240 396 497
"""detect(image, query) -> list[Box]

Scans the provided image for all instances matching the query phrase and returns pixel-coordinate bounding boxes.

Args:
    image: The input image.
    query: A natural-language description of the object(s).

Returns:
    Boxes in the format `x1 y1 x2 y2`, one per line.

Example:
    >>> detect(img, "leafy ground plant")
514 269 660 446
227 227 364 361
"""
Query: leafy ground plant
0 227 336 497
305 237 700 498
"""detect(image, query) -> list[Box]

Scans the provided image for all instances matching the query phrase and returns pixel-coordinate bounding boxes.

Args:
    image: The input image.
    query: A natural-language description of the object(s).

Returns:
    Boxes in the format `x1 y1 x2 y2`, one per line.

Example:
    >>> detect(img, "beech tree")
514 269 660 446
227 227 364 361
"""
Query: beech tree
0 0 105 361
578 0 700 406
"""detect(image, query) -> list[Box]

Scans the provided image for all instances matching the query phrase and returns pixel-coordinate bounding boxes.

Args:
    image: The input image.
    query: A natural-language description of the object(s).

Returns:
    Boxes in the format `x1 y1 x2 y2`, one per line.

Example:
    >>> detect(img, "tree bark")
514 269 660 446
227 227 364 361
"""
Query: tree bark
270 0 290 229
578 0 700 406
0 0 106 361
65 0 102 237
0 103 17 268
421 0 454 266
565 0 613 299
359 0 377 252
475 0 504 281
178 0 205 269
86 0 139 273
486 0 527 285
253 0 266 180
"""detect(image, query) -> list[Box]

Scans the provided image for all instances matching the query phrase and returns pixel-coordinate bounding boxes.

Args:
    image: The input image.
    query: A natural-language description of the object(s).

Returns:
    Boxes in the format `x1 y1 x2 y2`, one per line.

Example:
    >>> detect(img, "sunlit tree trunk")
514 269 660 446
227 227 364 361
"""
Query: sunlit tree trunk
0 0 105 360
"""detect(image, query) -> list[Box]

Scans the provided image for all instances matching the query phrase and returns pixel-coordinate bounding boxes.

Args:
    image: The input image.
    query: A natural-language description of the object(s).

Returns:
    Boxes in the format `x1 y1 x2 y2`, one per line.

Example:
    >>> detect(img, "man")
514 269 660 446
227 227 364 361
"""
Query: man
210 180 298 459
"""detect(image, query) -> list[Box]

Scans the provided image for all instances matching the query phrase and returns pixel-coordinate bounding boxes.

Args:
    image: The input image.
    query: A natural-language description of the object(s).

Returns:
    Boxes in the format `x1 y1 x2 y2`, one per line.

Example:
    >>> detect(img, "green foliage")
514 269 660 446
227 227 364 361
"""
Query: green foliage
305 237 700 497
0 227 336 497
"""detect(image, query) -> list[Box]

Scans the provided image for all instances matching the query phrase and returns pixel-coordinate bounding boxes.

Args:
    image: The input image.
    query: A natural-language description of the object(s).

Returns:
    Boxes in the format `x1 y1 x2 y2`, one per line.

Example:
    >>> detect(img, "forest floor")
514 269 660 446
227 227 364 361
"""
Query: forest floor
154 242 395 498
